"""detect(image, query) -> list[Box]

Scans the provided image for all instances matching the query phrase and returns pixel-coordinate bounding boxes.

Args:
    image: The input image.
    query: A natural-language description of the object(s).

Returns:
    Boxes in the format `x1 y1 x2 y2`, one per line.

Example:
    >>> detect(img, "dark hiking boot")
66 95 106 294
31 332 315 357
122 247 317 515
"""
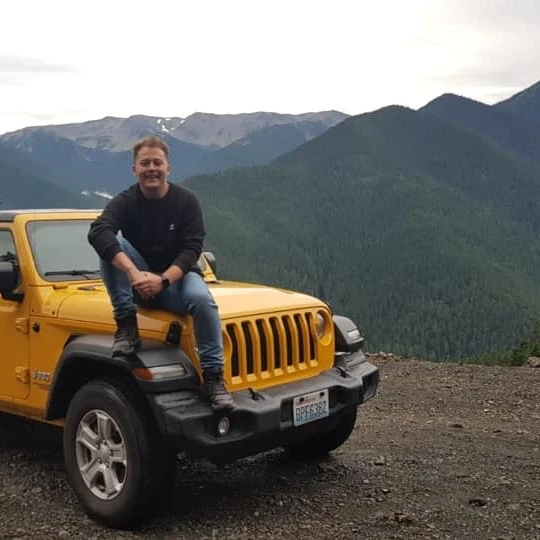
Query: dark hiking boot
112 312 141 357
203 370 234 411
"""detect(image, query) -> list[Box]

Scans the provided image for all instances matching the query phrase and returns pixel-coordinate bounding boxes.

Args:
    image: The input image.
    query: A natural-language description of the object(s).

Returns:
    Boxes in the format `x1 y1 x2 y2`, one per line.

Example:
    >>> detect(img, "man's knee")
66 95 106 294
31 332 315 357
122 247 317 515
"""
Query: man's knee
183 277 216 309
187 287 215 309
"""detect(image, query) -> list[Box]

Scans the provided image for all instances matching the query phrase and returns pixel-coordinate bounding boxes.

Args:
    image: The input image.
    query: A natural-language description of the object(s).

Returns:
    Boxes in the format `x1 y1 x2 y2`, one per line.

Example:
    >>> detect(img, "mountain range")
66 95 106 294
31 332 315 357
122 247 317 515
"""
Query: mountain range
2 79 540 360
0 111 346 193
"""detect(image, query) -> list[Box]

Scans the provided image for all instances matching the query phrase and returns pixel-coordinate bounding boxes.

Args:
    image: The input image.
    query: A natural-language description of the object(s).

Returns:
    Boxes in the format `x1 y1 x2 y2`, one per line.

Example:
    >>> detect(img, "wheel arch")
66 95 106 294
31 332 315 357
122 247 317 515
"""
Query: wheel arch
45 338 138 421
46 333 200 422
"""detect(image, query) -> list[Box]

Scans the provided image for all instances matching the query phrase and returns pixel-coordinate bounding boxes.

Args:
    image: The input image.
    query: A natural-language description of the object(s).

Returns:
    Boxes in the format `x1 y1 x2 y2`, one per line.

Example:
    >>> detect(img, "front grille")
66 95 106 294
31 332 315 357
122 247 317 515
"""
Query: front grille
225 312 318 382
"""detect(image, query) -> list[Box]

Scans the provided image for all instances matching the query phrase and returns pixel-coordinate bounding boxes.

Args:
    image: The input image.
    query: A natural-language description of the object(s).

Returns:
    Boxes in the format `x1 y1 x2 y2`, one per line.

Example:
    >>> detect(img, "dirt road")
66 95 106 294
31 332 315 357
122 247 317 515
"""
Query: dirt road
1 356 539 539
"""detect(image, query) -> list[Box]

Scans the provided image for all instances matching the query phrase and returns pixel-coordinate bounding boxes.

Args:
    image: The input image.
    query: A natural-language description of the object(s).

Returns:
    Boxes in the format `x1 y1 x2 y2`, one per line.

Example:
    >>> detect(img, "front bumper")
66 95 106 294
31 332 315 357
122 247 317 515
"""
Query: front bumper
149 351 378 463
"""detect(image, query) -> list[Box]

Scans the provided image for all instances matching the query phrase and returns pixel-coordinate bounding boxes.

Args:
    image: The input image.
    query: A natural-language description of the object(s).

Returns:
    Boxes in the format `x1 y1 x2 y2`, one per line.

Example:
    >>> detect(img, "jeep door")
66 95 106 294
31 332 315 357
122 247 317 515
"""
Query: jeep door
0 228 30 401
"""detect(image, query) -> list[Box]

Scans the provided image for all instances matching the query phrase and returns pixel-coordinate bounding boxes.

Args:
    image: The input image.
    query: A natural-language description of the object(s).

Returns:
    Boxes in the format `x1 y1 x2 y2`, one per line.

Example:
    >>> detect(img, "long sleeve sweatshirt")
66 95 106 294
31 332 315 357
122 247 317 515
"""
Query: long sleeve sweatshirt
88 183 205 274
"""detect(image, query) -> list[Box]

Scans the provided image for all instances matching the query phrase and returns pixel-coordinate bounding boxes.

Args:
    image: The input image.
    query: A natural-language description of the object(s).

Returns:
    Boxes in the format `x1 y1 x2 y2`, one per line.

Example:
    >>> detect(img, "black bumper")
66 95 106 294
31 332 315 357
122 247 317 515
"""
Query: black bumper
148 351 379 463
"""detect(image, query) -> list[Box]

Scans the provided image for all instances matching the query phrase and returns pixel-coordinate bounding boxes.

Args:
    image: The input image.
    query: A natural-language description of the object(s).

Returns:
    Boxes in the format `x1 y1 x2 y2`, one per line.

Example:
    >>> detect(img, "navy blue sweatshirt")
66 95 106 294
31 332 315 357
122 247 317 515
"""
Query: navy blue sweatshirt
88 183 204 274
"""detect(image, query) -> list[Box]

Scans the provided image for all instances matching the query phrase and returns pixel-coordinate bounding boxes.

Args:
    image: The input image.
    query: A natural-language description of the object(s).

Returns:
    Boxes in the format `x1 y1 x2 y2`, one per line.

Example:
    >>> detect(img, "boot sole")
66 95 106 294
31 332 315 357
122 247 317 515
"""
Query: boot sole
210 400 235 411
111 339 142 357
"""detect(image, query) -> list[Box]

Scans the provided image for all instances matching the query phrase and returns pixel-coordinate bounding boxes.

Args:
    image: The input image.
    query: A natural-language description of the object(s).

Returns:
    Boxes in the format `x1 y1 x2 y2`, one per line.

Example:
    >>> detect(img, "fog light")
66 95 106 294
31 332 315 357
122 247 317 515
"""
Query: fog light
217 416 231 436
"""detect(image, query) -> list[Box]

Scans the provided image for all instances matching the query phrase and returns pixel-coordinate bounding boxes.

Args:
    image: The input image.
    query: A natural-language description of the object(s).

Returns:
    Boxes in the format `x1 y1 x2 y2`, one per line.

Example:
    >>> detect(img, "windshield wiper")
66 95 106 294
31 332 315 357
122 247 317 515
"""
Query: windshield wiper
44 270 101 280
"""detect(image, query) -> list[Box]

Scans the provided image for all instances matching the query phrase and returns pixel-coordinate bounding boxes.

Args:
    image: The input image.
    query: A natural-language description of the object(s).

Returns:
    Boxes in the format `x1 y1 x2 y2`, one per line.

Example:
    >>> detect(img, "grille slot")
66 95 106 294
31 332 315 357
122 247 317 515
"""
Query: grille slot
283 316 295 367
226 325 240 377
256 319 269 372
269 317 282 370
241 321 255 374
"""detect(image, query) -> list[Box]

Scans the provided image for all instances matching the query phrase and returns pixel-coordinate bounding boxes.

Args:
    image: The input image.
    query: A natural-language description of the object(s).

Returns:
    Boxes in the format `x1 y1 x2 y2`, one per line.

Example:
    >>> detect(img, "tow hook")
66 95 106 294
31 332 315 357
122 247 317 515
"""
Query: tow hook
334 354 351 378
248 387 264 401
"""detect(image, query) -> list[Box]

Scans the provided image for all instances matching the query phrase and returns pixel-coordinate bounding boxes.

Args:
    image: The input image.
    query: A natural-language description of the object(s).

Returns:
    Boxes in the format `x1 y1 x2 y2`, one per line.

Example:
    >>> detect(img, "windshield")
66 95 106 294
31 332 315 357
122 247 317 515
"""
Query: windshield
26 219 214 282
27 220 100 282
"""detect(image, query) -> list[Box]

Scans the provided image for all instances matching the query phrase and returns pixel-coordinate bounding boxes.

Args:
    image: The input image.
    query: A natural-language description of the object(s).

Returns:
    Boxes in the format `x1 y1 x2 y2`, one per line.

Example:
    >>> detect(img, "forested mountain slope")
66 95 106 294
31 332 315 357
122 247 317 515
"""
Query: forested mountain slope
187 106 540 359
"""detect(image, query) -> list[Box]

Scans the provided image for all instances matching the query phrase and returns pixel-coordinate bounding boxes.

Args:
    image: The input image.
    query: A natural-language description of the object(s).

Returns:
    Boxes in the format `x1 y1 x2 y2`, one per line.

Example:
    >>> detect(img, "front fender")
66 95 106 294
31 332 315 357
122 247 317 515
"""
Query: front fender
45 334 199 420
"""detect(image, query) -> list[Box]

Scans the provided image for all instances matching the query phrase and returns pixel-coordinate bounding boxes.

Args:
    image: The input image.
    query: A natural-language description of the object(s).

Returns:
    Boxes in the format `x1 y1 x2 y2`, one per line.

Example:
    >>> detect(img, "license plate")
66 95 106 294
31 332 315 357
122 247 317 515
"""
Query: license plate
293 389 329 427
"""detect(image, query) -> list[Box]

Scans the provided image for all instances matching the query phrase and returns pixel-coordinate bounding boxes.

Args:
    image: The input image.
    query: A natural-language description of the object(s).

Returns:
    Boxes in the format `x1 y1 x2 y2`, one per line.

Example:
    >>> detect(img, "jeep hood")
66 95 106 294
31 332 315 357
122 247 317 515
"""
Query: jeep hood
54 281 326 327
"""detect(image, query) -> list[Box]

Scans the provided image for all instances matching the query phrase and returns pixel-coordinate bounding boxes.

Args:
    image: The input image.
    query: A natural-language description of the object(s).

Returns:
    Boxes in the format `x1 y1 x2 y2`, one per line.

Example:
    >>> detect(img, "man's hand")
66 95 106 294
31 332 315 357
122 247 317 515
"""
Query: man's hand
132 272 163 300
126 267 146 285
112 253 148 290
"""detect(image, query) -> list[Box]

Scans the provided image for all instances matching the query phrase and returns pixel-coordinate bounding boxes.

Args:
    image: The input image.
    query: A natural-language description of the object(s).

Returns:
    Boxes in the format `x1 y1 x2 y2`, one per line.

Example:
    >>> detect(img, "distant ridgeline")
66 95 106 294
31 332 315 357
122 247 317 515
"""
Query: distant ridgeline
2 82 540 360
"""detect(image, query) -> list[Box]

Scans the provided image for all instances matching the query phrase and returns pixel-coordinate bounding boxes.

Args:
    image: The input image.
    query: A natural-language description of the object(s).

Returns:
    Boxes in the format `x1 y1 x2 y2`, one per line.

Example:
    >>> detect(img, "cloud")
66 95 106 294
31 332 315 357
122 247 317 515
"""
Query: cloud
433 45 540 103
0 55 77 74
432 49 540 88
0 108 90 135
0 76 25 86
417 2 540 104
1 0 539 131
432 0 540 28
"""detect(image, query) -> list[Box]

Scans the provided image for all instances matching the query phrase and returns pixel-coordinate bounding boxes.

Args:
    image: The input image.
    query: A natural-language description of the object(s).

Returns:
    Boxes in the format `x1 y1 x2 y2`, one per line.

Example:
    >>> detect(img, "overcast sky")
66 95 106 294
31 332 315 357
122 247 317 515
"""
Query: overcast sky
1 0 539 134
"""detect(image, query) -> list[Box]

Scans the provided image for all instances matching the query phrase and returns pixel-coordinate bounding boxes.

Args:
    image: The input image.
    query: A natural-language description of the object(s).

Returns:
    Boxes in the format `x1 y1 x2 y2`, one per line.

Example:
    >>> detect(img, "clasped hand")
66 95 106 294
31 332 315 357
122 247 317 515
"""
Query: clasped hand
131 271 163 300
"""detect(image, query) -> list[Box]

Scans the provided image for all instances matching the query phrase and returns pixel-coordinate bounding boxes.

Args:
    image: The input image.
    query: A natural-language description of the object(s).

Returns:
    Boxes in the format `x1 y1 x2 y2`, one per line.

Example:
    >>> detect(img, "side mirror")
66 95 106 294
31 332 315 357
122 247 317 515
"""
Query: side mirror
202 251 217 276
0 262 23 302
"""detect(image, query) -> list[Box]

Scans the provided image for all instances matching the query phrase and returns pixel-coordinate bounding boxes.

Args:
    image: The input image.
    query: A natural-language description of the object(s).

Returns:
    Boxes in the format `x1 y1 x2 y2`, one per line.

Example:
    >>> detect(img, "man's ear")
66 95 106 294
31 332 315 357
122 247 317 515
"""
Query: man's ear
132 164 136 176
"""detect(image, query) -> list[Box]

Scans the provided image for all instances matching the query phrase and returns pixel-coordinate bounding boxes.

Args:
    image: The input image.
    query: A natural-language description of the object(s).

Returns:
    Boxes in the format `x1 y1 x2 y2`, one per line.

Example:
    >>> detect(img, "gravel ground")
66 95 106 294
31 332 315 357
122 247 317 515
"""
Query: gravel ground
1 355 540 540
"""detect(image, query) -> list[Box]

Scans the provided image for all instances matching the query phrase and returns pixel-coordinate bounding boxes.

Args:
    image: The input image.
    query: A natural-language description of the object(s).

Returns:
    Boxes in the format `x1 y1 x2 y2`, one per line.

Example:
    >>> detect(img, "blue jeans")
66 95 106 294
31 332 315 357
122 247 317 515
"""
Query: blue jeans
100 237 224 371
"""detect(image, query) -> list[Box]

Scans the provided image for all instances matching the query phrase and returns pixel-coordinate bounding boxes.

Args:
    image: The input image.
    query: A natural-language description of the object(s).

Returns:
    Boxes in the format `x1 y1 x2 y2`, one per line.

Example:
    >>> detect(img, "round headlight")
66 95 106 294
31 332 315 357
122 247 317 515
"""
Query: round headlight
315 311 327 339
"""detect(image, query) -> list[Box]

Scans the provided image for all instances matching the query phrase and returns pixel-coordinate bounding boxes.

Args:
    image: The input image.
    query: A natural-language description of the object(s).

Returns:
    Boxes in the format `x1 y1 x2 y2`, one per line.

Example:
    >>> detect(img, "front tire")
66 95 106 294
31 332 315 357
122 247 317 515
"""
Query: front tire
285 408 357 460
63 380 174 528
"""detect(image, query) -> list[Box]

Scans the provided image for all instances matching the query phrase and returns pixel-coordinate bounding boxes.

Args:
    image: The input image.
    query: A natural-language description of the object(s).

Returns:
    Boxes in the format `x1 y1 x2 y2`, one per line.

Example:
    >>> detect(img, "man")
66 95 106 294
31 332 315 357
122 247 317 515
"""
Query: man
88 135 234 411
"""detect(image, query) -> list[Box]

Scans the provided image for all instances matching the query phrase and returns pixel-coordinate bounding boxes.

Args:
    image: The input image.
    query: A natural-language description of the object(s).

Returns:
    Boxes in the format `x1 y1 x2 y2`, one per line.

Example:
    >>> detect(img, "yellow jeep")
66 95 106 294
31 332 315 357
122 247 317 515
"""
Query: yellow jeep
0 209 379 528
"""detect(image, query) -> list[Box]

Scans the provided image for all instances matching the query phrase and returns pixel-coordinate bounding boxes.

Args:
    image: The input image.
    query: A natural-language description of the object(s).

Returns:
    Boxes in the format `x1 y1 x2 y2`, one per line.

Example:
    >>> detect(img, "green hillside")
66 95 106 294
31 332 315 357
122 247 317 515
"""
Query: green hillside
187 107 540 360
496 80 540 122
276 106 540 230
0 143 101 209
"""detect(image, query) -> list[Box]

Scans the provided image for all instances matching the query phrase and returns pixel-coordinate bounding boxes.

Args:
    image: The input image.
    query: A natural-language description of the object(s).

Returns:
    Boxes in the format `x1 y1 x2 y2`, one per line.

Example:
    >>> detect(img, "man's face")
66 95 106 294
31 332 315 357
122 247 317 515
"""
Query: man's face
132 146 170 196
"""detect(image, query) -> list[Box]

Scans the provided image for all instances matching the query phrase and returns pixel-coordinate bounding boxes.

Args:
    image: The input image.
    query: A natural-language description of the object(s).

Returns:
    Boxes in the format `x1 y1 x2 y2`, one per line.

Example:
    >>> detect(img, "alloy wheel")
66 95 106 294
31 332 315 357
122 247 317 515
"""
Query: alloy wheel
75 409 127 500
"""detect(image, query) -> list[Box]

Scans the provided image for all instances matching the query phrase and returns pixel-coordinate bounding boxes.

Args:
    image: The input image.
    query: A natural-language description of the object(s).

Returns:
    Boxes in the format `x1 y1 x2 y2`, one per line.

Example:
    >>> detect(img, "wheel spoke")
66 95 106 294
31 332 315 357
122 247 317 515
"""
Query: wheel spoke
81 457 102 485
96 411 112 440
102 467 121 497
109 442 127 464
77 424 99 453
